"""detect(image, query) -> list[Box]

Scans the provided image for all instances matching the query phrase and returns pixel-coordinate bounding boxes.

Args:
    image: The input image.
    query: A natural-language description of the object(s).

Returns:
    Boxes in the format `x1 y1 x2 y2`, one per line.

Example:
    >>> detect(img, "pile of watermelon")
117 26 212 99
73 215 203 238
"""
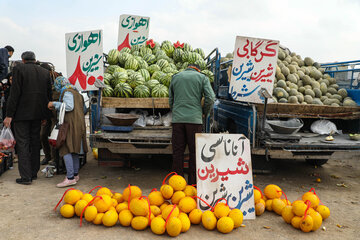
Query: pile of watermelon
102 40 214 98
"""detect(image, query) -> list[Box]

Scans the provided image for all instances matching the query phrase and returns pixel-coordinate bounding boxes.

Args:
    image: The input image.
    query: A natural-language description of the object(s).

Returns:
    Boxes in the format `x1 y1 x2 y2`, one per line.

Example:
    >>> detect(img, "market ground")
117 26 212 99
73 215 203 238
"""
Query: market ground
0 151 358 240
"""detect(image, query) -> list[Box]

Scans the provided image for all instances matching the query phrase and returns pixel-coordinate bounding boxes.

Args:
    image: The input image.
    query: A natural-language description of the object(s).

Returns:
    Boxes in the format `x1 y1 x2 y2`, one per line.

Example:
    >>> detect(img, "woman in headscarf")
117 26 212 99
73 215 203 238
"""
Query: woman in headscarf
48 76 88 188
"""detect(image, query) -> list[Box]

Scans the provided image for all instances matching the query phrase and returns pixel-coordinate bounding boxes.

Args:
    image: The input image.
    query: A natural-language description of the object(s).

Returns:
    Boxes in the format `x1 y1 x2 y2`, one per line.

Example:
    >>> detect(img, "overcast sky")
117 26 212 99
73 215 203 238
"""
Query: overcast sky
1 0 359 75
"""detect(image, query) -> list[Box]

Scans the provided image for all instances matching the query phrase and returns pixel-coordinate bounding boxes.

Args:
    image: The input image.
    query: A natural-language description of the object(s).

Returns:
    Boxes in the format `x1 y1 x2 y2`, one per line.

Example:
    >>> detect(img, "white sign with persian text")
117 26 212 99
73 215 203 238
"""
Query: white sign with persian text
118 14 150 51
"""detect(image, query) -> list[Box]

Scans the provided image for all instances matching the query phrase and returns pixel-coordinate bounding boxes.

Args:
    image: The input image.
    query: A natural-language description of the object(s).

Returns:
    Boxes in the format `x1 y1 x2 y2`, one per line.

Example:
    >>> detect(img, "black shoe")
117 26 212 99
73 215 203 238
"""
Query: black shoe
16 178 32 185
41 158 50 165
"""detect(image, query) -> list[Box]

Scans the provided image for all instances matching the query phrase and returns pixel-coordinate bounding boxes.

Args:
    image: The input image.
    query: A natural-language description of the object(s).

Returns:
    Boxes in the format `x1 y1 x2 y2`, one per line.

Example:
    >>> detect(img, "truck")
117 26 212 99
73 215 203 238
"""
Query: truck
210 49 360 167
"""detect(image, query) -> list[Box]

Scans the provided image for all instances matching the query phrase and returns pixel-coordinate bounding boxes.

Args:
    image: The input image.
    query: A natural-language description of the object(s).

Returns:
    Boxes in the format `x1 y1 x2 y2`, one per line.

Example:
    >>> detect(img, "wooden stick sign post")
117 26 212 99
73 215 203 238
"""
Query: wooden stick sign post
196 133 255 219
65 30 104 91
117 14 150 51
229 36 279 103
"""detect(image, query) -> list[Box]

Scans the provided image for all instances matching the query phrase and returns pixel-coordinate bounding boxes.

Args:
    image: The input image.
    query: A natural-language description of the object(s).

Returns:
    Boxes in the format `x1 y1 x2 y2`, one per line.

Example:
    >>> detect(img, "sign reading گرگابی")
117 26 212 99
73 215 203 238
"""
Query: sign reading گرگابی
65 30 104 91
229 36 279 103
196 133 255 219
118 14 150 51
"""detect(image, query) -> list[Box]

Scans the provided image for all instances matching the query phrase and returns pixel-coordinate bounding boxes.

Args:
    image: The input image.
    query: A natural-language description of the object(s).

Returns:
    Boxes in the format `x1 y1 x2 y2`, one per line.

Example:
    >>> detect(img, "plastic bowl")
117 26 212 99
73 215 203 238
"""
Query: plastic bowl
267 119 303 134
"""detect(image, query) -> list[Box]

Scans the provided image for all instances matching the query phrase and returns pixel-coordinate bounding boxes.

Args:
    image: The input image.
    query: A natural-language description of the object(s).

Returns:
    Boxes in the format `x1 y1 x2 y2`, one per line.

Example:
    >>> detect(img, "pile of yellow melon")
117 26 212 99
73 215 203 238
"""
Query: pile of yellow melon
54 173 244 237
258 184 330 233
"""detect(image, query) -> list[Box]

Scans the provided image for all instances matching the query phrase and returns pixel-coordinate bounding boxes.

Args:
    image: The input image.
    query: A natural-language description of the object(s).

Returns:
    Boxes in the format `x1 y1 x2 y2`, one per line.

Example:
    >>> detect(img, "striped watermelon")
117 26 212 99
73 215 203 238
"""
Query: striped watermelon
183 43 193 52
107 49 120 65
181 51 191 62
138 69 150 81
114 67 126 74
125 58 139 71
147 64 161 75
161 40 172 48
120 47 131 54
194 59 207 70
173 48 184 62
176 62 183 70
134 85 150 98
111 72 128 88
188 52 202 64
103 73 113 85
140 47 152 57
106 65 121 74
146 79 160 89
155 50 167 58
126 69 135 77
152 84 169 98
201 70 214 83
132 51 140 56
157 59 169 70
159 73 173 87
118 52 132 66
162 66 174 74
194 48 206 59
152 71 165 81
138 59 149 70
161 43 175 57
182 62 189 69
127 72 145 88
102 85 114 97
115 82 133 98
143 53 157 65
131 45 141 53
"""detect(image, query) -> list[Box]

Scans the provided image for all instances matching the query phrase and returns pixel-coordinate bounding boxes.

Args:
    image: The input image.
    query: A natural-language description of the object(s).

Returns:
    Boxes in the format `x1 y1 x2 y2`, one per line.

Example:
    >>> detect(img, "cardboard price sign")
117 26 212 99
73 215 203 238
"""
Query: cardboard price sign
229 36 279 103
118 14 150 51
196 133 255 219
65 30 104 91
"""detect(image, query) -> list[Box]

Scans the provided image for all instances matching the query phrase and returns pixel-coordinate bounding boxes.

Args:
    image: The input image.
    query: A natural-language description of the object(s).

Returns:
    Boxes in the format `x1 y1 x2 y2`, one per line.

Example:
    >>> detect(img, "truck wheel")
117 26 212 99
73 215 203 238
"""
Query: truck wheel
305 159 328 166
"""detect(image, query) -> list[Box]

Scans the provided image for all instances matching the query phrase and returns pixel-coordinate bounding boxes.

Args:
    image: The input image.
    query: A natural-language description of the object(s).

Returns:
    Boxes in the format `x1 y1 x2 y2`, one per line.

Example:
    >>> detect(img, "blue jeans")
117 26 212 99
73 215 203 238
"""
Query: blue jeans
63 153 79 179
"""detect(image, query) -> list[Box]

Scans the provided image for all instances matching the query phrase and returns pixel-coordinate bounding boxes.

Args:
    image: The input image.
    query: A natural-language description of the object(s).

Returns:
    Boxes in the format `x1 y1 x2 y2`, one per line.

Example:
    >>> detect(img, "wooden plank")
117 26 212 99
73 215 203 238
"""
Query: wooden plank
102 97 170 109
255 103 360 119
93 128 172 140
94 143 173 154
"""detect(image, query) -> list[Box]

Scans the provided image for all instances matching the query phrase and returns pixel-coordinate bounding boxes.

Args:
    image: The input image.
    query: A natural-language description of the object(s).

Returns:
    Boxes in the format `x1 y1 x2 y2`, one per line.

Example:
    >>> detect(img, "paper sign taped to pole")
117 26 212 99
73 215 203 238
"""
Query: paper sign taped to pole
65 29 104 91
118 14 150 51
229 36 279 103
196 133 255 219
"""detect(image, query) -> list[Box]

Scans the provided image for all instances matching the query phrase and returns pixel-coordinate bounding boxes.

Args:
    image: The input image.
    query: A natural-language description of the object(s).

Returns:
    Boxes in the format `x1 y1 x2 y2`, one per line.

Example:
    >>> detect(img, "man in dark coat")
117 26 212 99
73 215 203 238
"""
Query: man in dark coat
0 45 14 81
3 51 52 185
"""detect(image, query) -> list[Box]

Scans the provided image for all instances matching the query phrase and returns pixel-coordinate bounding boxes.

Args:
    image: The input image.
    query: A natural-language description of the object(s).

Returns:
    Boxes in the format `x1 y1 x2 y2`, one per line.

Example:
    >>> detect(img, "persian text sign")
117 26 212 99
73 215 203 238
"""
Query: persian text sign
229 36 279 103
118 14 150 51
65 30 104 91
196 133 255 219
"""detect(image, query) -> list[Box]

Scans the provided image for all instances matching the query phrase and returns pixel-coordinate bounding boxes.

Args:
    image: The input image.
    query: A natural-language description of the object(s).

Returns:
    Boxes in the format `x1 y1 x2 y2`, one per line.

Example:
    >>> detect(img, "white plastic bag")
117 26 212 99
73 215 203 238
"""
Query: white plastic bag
48 103 65 147
310 120 340 135
0 127 16 150
146 113 162 126
162 112 172 127
130 110 148 127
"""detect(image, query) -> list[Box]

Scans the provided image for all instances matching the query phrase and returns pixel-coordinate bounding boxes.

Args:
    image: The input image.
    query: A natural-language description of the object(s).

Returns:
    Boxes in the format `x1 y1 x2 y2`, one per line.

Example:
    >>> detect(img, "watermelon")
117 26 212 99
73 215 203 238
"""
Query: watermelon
146 79 160 89
134 85 150 98
125 58 139 71
162 66 174 74
114 82 133 98
138 59 149 70
102 85 114 97
183 43 193 52
201 70 214 83
127 72 145 88
173 48 184 62
169 63 177 70
138 69 151 81
152 84 169 98
132 51 140 56
188 52 202 64
147 64 161 75
176 62 183 70
194 59 207 70
143 53 157 65
161 40 172 47
106 65 122 74
111 72 128 88
157 59 169 70
131 45 141 53
140 47 152 57
107 49 120 65
113 67 126 73
126 69 135 76
182 62 189 69
194 48 206 59
159 73 173 87
161 43 175 57
120 47 131 54
182 51 191 62
118 52 132 66
134 56 143 62
152 71 165 81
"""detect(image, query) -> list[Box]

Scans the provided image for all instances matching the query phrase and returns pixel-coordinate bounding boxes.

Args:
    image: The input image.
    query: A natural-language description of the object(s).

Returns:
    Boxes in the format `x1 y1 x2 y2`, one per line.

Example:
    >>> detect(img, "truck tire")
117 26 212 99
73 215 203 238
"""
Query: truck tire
305 159 328 166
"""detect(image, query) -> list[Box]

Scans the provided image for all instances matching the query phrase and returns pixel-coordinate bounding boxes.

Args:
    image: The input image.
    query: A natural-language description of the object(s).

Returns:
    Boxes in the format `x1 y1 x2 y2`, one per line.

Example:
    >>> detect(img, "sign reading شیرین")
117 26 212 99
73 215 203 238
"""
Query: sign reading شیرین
65 30 104 91
229 36 279 103
118 14 150 51
196 133 255 219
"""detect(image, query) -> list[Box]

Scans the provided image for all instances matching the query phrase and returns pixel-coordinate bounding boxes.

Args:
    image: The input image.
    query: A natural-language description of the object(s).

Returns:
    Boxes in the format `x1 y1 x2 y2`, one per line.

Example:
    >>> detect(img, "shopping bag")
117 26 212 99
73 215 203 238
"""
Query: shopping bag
0 127 16 150
48 103 67 148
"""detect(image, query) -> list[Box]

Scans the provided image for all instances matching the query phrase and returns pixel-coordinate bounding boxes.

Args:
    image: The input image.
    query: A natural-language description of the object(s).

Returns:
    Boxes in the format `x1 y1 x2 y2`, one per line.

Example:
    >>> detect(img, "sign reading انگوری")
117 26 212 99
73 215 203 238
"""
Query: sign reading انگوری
117 14 150 51
65 30 104 91
229 36 279 103
196 133 255 219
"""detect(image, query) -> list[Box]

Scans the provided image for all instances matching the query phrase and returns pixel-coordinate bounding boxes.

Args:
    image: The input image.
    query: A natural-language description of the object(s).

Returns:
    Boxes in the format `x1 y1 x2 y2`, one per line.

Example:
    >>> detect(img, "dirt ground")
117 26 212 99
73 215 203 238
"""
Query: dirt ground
0 152 358 240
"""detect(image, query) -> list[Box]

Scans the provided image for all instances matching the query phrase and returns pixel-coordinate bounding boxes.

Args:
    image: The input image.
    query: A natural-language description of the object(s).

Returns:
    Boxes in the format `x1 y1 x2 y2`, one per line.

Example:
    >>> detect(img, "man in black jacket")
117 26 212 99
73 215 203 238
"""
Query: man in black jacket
3 51 52 185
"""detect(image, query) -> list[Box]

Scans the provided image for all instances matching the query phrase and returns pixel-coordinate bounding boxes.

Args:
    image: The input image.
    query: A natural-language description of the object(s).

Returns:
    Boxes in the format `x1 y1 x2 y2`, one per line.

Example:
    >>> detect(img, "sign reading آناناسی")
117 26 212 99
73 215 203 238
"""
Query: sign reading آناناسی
229 36 279 103
196 133 255 219
117 14 150 51
65 30 104 91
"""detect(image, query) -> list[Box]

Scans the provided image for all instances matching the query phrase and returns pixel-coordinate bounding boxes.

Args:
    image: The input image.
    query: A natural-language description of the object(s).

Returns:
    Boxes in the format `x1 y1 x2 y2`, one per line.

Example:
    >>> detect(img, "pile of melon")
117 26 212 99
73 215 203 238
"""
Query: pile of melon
273 48 357 106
